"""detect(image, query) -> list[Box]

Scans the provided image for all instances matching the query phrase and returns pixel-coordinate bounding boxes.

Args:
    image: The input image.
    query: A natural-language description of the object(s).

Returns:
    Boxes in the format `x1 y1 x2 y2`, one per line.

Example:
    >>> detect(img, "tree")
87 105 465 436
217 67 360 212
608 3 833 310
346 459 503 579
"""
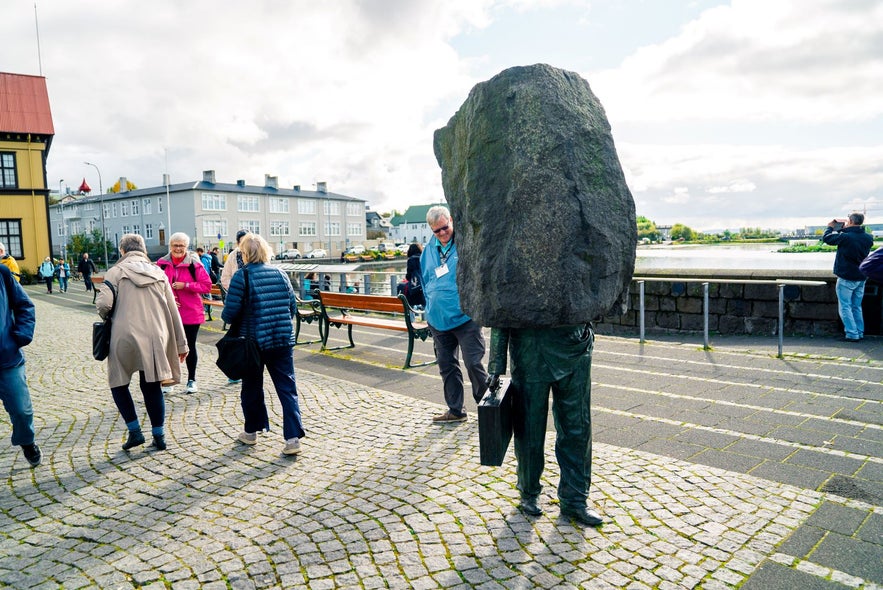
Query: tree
636 216 659 242
69 229 114 265
109 179 137 193
670 223 697 242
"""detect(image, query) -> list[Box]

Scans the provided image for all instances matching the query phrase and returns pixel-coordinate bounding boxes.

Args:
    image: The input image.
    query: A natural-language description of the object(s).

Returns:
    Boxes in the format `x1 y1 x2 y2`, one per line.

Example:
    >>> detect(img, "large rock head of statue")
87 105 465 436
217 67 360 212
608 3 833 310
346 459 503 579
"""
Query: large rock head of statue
433 63 637 328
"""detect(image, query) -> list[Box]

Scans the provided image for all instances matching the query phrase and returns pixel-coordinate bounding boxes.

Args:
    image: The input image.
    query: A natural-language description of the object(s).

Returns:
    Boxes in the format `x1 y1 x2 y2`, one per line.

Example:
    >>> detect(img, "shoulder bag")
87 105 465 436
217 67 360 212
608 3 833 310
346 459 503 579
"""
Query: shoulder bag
215 269 261 380
92 281 117 361
477 378 514 466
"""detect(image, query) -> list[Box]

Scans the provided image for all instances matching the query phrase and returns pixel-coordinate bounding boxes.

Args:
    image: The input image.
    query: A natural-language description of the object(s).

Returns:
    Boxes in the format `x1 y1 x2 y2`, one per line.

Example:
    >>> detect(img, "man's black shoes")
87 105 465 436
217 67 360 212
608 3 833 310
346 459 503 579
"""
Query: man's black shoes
152 434 167 451
518 496 542 516
22 443 42 467
560 506 604 527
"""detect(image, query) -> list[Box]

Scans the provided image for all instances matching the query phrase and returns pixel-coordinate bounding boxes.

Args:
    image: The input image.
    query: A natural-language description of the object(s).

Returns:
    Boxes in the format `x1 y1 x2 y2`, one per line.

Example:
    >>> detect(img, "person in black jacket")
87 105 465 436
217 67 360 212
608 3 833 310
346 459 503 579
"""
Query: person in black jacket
221 233 305 456
77 253 97 291
0 264 41 467
822 212 874 341
404 243 425 308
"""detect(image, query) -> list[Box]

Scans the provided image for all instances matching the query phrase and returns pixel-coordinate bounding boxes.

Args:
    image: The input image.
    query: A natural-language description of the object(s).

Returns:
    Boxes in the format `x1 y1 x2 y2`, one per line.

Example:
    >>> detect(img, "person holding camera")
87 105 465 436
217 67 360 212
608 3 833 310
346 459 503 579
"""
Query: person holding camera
822 212 873 342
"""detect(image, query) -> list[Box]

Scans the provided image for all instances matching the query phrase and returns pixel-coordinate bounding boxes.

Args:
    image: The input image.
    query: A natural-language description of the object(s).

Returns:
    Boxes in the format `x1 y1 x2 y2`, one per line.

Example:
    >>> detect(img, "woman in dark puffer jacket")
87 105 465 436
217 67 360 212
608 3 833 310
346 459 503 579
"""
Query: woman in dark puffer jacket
221 233 305 455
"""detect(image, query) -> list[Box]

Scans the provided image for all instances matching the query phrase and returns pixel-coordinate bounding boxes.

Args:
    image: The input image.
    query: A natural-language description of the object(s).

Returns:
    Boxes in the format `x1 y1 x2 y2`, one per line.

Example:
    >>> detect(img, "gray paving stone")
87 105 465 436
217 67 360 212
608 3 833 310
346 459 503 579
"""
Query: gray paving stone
810 532 883 583
742 560 852 589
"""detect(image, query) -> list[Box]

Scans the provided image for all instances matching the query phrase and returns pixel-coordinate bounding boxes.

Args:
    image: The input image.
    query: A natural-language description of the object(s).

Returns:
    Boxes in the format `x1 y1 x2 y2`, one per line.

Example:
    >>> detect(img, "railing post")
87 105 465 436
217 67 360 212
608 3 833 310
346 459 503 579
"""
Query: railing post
703 282 710 350
638 280 645 343
778 283 785 358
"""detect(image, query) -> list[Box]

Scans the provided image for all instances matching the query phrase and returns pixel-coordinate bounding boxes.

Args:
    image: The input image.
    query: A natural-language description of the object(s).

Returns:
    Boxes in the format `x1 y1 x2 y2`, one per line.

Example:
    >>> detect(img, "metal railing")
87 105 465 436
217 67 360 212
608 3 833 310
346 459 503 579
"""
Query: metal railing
287 270 828 358
632 277 827 358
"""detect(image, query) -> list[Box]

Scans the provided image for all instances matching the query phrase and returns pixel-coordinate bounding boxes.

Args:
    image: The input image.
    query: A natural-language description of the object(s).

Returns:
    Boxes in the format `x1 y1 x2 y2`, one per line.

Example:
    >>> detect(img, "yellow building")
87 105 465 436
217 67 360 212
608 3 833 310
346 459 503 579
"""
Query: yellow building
0 72 54 276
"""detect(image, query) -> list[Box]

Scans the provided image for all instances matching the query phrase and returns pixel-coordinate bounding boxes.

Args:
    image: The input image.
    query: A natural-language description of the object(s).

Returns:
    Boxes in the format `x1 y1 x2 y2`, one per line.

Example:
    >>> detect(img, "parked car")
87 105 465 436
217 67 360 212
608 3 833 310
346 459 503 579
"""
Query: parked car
306 249 327 259
348 245 365 255
277 248 301 260
377 242 397 253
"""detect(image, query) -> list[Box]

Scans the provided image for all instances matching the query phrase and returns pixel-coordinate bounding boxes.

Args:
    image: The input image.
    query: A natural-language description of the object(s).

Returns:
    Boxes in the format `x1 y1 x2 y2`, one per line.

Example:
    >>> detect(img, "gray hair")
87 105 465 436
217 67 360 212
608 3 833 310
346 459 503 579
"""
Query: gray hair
849 212 865 226
239 233 273 264
169 232 190 247
118 234 147 254
426 205 451 226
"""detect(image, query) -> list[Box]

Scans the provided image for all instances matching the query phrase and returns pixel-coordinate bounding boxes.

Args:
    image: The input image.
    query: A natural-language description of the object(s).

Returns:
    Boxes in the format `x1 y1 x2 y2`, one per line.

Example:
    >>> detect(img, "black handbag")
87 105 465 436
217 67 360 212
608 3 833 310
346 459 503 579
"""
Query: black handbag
92 281 117 361
477 379 514 466
215 270 260 380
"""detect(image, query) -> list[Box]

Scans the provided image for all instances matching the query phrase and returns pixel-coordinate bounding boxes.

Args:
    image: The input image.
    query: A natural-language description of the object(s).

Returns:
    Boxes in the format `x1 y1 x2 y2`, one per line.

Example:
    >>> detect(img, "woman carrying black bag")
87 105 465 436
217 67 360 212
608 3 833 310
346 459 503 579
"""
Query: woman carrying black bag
221 233 306 456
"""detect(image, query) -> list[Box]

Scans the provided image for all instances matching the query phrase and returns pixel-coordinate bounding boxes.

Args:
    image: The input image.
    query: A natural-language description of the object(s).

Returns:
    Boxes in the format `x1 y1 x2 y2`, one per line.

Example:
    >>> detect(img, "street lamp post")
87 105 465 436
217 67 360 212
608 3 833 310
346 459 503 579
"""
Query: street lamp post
59 179 66 261
84 161 109 269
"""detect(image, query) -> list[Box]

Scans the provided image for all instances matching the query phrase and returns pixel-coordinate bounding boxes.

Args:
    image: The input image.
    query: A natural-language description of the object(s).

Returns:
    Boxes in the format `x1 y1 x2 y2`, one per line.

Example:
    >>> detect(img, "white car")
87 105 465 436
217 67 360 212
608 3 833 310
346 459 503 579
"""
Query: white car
348 245 366 254
306 249 327 259
277 249 301 260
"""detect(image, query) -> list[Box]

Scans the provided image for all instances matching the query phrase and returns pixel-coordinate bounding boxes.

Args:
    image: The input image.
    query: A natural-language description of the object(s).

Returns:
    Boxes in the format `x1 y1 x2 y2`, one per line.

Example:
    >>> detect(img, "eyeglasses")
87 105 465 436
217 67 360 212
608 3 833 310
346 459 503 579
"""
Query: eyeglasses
432 224 450 234
170 244 187 248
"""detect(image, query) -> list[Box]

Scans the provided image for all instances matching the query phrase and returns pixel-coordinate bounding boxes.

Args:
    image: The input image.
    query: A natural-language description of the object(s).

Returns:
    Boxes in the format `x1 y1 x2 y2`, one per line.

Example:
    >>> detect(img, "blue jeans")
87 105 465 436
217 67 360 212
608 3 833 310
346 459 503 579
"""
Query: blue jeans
240 346 305 440
835 278 866 339
429 319 489 415
0 361 36 446
58 276 68 292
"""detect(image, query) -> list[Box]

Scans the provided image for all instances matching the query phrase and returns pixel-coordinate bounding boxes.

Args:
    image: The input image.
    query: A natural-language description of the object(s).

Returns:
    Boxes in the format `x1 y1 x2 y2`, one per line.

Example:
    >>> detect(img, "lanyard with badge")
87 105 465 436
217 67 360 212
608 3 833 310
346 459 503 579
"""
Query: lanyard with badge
435 237 454 279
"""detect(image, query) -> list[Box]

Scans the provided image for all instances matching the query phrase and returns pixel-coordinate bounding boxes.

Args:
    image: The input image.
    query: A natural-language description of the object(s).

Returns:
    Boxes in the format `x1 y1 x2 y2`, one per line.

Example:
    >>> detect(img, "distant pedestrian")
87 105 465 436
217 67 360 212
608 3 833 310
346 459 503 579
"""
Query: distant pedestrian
96 234 188 452
38 258 55 293
78 253 97 292
157 233 212 394
0 264 41 467
822 212 873 342
209 247 223 285
221 233 306 456
405 243 425 308
0 242 21 282
55 259 70 293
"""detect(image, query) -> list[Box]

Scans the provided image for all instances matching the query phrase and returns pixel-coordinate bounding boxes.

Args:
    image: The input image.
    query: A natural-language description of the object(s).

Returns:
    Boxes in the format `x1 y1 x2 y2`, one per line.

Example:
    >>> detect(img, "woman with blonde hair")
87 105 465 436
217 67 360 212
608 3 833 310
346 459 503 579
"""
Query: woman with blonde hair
221 233 305 455
96 234 188 451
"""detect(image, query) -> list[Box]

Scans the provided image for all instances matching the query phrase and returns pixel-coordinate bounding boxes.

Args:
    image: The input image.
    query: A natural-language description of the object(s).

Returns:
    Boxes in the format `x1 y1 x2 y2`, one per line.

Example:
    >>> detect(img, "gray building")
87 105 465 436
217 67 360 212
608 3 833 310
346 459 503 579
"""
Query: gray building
49 170 367 260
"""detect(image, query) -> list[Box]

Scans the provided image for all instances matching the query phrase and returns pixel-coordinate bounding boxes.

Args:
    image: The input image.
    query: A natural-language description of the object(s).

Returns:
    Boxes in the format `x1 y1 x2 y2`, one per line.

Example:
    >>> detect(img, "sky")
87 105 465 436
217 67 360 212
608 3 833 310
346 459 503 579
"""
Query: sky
3 0 882 232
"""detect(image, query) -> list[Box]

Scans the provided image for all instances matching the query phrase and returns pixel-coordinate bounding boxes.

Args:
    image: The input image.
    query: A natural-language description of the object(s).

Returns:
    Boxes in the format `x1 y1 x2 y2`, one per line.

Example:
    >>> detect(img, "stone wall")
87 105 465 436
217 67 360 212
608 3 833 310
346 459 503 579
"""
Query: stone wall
596 269 883 337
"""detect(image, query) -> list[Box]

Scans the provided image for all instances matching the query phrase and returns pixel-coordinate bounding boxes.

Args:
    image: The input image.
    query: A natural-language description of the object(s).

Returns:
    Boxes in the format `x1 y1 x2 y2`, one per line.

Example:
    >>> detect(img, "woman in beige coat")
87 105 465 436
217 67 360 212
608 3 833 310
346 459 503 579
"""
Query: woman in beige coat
96 234 188 451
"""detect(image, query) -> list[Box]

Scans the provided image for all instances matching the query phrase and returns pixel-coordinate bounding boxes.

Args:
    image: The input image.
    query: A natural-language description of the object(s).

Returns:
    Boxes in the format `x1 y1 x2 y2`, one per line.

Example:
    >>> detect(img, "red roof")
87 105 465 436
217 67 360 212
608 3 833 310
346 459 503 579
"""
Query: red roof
0 72 55 135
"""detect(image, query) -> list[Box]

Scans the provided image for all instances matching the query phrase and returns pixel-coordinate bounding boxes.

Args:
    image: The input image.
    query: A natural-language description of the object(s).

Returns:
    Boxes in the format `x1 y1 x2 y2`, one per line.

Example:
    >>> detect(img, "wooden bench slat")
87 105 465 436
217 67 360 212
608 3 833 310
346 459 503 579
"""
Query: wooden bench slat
315 291 435 369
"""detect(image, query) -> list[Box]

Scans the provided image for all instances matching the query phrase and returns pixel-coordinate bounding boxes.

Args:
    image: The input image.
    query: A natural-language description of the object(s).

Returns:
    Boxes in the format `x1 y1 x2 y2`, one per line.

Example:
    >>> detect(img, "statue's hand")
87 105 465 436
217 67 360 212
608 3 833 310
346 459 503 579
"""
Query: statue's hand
487 374 501 393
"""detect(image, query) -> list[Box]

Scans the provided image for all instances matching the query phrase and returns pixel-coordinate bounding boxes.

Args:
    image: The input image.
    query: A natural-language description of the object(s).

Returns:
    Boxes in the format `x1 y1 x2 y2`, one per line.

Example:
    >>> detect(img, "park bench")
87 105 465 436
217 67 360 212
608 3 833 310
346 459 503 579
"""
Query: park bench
314 290 435 369
202 285 322 345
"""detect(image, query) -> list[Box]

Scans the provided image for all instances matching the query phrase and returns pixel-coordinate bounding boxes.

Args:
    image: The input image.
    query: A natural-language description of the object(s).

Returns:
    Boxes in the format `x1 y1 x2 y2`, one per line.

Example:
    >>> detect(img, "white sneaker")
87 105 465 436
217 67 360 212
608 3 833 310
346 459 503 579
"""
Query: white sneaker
185 380 198 393
282 438 301 455
161 386 173 394
238 431 257 445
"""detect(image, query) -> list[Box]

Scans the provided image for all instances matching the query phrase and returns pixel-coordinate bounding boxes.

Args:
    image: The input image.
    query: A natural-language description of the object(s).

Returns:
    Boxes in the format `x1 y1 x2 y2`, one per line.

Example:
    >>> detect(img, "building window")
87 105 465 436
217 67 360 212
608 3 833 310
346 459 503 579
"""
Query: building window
324 201 341 216
325 221 341 236
299 221 317 236
133 224 141 236
346 202 362 216
270 221 290 237
158 197 164 214
0 153 17 189
202 218 228 238
122 225 131 234
298 199 316 215
242 220 260 234
201 193 226 210
347 223 363 236
0 220 23 258
120 201 129 216
269 198 289 214
131 200 140 215
145 224 154 239
111 203 118 217
238 195 259 212
143 198 152 215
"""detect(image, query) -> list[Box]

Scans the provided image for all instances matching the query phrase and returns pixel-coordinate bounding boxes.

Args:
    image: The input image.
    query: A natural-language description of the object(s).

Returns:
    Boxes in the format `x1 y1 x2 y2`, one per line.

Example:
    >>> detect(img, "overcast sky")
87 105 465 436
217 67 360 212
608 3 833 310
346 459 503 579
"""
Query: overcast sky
3 0 882 232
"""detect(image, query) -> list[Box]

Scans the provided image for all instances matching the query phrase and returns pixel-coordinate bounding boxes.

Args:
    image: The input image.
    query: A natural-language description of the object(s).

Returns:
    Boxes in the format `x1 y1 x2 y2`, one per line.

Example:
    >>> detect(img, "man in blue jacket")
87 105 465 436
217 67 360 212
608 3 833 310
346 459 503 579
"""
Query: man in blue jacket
421 205 488 422
0 264 41 467
823 212 874 342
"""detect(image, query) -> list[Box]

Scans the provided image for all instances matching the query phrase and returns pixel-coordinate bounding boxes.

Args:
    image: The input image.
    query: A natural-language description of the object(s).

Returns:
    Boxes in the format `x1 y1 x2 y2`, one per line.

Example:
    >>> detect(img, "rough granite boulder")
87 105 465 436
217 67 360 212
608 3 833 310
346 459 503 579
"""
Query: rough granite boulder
433 63 637 328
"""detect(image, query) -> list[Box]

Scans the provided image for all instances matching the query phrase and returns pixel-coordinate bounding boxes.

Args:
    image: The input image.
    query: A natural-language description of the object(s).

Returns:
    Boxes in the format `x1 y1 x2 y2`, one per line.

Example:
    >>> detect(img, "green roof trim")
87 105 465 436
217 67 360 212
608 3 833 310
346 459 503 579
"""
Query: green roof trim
391 203 447 226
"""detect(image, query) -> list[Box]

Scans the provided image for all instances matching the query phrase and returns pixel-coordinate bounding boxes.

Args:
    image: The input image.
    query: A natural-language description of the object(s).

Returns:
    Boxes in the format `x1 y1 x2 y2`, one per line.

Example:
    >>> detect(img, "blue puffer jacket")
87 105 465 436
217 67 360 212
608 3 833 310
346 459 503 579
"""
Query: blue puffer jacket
221 263 296 350
0 264 35 369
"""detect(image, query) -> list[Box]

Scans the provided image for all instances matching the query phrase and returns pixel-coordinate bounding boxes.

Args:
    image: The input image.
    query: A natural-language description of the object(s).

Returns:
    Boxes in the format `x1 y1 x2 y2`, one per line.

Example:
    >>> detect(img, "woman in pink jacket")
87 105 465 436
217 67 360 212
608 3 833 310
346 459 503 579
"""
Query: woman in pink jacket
157 232 212 394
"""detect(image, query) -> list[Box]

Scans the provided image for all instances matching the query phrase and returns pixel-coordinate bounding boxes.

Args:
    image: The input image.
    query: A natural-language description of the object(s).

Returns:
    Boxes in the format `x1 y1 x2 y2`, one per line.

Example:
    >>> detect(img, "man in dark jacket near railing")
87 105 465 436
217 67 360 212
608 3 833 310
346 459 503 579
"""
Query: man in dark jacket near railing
823 212 873 342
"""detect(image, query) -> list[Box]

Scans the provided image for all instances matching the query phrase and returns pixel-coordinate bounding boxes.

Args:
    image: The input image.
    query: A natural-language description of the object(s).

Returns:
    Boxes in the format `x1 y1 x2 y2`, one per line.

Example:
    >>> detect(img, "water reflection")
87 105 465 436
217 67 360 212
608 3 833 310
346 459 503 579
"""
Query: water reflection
637 243 834 271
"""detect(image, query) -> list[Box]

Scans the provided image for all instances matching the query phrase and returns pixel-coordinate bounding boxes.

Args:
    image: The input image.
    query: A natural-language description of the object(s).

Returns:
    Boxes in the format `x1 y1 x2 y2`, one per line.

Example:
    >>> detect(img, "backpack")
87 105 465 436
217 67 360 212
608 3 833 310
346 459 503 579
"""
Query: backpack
859 248 883 282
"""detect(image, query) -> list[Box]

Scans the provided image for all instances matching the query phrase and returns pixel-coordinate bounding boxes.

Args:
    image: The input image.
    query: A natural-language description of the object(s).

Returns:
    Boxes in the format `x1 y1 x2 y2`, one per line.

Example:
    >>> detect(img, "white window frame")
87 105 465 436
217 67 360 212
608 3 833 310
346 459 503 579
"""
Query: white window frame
201 192 227 211
299 221 317 236
298 199 316 215
238 195 260 212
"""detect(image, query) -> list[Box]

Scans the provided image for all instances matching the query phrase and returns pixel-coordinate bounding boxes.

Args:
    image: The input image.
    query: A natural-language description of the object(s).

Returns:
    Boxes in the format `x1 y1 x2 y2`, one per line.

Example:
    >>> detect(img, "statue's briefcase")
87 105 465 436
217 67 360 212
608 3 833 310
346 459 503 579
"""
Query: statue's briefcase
477 380 514 466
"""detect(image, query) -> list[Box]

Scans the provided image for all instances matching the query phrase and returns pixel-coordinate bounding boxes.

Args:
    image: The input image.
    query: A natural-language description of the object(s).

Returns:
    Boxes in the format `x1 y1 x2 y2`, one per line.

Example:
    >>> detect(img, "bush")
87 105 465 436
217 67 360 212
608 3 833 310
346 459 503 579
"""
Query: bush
19 268 36 285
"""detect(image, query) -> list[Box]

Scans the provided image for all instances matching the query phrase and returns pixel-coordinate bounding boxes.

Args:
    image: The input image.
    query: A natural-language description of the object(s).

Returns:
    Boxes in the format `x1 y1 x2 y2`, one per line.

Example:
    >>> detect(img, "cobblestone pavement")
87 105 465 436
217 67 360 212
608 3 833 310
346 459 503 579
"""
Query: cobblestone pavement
1 286 881 589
